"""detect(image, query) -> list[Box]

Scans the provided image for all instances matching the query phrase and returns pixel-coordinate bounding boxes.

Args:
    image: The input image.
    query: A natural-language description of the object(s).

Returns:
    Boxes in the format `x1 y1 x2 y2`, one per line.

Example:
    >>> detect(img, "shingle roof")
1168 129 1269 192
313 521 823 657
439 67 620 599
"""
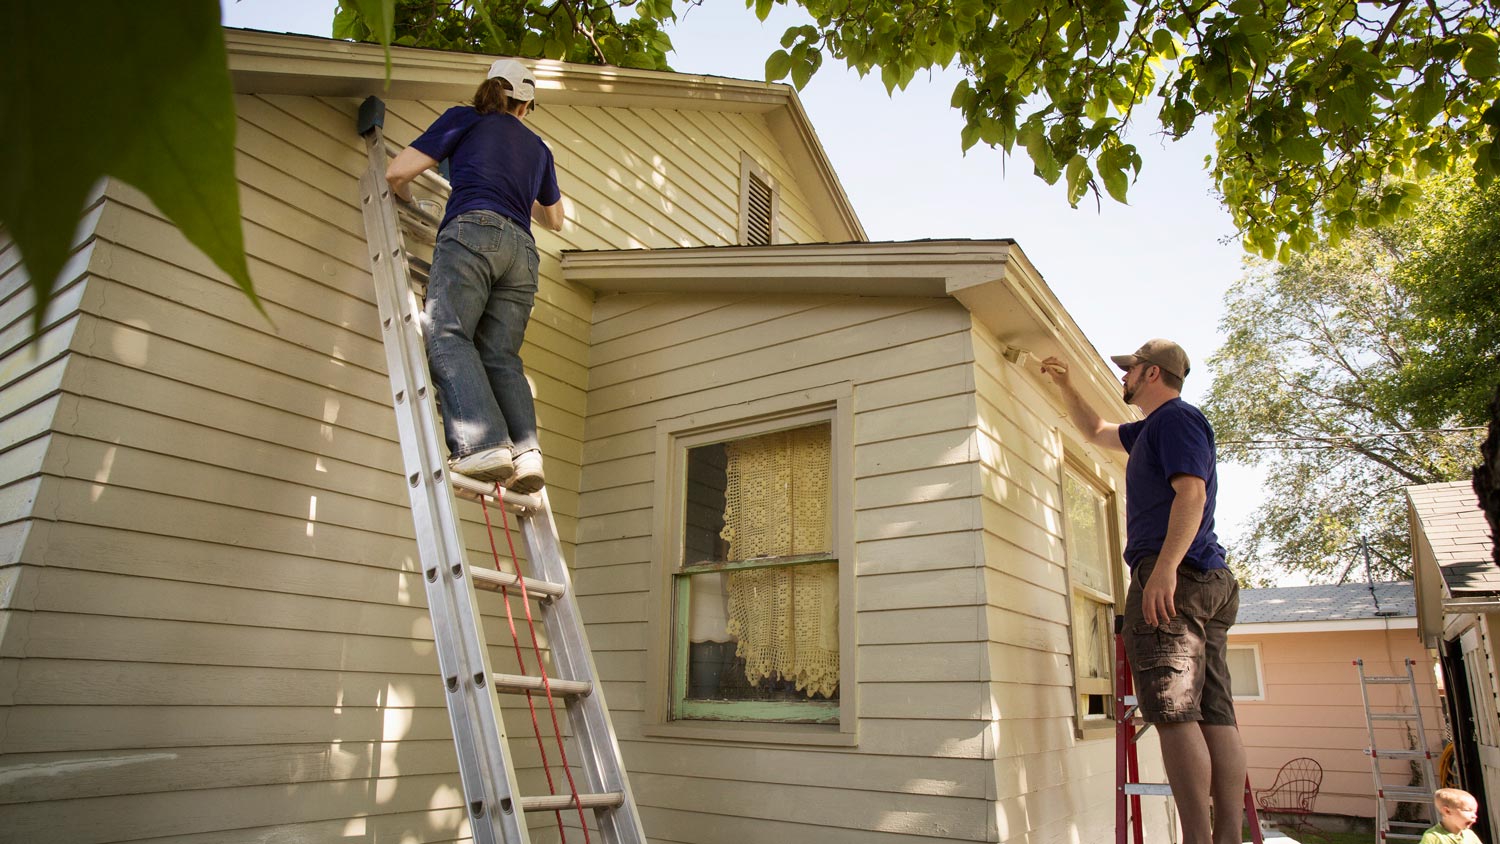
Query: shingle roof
1407 481 1500 597
1236 582 1416 624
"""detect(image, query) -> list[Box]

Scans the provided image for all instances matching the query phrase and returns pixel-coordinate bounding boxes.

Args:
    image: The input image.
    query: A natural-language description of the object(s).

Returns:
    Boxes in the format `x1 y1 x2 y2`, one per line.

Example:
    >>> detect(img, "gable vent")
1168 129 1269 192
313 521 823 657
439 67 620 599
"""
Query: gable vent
744 172 774 246
738 154 779 246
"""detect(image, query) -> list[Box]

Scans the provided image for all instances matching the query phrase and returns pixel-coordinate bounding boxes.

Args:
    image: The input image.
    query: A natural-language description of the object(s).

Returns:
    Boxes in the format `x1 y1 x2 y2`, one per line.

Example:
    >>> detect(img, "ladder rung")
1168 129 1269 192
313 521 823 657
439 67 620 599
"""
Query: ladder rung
1367 749 1432 760
1387 821 1431 829
1381 835 1424 842
492 672 590 696
1378 786 1433 800
519 791 624 812
470 566 566 599
1122 783 1173 796
1370 712 1418 720
1362 676 1411 684
449 471 542 509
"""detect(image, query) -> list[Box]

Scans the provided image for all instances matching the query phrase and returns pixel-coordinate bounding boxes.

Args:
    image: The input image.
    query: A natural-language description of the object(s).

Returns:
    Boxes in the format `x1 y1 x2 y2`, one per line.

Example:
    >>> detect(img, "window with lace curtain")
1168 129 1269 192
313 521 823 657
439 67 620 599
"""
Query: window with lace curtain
1063 462 1122 738
672 419 839 724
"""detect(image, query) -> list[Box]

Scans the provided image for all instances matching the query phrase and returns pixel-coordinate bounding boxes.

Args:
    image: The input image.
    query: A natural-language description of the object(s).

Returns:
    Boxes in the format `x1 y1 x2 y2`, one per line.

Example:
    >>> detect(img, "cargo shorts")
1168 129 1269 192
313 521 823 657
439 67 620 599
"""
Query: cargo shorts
1123 555 1239 725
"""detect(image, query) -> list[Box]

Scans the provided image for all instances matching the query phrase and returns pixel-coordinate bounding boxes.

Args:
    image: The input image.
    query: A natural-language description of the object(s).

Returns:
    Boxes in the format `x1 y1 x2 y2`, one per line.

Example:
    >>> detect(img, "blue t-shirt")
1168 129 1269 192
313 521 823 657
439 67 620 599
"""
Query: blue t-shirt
410 106 561 235
1117 398 1227 570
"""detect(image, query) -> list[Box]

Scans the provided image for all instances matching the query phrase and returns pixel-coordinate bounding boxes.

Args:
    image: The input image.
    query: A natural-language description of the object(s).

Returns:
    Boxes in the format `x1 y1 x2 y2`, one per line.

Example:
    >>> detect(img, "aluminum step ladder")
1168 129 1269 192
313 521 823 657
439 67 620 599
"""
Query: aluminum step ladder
355 95 646 844
1356 658 1437 842
1116 616 1264 844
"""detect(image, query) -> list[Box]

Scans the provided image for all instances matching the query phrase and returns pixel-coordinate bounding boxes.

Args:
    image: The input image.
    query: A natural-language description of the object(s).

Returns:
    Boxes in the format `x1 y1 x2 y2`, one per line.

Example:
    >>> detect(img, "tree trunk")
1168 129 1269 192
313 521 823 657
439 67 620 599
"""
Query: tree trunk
1475 381 1500 564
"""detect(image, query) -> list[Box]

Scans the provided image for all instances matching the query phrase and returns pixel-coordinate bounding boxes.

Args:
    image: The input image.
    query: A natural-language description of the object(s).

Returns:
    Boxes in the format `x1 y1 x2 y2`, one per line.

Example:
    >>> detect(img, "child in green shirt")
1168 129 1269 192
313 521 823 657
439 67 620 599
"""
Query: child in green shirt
1420 787 1483 844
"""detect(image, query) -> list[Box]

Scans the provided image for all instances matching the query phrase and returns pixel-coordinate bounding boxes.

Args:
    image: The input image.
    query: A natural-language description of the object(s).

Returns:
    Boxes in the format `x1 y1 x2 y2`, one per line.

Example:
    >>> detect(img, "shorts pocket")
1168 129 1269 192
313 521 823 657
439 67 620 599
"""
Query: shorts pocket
1131 618 1194 670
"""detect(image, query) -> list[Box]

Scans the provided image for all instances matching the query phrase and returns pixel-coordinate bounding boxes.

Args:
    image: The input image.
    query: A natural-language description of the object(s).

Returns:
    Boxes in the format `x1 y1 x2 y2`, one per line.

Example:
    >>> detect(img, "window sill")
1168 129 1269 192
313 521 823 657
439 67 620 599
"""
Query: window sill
1077 723 1117 742
641 720 859 747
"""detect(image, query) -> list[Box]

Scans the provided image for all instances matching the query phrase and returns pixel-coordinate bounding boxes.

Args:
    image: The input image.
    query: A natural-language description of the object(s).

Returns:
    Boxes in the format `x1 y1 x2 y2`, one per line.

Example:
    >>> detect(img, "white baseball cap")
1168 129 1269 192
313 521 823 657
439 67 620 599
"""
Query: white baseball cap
487 58 536 102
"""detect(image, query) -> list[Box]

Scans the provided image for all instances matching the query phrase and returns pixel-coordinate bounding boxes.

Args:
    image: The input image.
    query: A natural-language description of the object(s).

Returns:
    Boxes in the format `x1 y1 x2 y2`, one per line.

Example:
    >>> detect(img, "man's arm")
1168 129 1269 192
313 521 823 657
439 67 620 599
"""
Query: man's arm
532 199 563 232
1140 473 1207 626
1038 356 1124 451
385 146 440 204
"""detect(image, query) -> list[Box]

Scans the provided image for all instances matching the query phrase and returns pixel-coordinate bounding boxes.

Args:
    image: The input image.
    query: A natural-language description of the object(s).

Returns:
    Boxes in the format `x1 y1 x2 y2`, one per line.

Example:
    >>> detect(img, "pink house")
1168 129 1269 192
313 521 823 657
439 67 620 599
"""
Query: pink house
1228 583 1443 824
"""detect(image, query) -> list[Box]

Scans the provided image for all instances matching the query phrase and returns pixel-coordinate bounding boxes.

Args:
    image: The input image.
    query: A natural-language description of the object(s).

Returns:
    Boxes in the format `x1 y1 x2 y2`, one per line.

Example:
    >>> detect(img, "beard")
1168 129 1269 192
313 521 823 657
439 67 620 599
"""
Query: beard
1123 382 1138 403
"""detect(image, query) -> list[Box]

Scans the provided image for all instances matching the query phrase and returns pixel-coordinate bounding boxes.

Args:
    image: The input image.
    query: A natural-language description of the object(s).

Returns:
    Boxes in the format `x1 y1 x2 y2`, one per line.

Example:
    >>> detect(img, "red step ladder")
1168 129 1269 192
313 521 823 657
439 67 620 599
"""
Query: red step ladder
1115 616 1265 844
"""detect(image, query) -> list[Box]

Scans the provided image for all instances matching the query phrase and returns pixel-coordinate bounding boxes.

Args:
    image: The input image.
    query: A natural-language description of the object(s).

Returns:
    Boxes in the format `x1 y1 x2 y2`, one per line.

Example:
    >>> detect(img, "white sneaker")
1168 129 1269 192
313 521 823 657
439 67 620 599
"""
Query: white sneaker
507 449 545 494
448 446 514 483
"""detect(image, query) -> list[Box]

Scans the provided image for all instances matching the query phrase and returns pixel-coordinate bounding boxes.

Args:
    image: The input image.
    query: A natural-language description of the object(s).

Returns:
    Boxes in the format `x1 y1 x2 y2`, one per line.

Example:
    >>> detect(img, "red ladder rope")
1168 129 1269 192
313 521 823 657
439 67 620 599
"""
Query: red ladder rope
478 490 591 843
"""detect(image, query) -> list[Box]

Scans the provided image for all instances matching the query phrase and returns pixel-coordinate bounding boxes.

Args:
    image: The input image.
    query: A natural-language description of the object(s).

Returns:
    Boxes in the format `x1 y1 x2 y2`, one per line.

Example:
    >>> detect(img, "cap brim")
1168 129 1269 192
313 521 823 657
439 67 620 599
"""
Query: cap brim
1110 354 1140 371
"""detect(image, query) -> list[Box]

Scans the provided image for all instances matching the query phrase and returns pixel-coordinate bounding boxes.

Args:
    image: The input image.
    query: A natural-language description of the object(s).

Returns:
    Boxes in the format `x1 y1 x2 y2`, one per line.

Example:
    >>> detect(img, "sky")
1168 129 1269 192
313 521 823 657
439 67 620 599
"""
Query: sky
219 0 1271 555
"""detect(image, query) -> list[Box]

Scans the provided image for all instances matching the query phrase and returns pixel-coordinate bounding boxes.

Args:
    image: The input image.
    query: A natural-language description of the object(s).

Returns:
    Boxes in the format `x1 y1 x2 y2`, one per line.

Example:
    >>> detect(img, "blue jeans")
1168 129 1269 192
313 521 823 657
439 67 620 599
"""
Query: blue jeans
423 211 540 460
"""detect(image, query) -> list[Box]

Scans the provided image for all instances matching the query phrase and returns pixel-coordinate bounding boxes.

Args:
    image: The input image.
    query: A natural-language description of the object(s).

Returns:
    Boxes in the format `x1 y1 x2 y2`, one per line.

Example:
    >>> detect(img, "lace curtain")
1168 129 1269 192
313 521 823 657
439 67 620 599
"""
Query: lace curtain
720 425 838 698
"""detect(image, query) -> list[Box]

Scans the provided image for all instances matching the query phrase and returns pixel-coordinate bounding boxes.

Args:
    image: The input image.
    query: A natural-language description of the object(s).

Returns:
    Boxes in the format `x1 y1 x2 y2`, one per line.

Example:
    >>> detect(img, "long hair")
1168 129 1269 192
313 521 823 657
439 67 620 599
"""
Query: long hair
473 77 527 116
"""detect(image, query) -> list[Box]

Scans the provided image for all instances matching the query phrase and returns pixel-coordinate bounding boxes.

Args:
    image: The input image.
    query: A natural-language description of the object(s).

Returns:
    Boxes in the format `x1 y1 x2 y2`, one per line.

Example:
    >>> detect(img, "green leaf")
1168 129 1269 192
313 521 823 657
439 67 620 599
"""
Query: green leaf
0 0 258 333
765 49 793 82
1462 34 1499 80
347 0 395 82
792 52 815 89
755 0 774 22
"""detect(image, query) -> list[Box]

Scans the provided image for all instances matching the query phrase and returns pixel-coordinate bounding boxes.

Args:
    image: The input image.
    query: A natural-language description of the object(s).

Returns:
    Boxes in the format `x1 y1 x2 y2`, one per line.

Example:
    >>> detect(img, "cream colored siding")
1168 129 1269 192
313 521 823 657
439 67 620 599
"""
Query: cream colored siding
969 326 1142 844
576 292 999 841
1 80 836 842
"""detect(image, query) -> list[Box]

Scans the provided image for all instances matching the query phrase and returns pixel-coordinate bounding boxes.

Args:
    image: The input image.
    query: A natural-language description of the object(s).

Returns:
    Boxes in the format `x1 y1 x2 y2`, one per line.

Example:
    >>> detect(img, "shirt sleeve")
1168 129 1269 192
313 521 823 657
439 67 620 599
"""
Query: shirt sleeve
409 107 475 162
1149 408 1215 482
1118 419 1143 453
535 144 561 206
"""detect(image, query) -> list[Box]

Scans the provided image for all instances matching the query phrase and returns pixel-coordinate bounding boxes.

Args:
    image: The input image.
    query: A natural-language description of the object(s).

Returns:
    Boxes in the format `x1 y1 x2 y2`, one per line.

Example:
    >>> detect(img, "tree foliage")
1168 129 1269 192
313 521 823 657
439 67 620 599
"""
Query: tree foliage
333 0 678 69
1203 175 1492 583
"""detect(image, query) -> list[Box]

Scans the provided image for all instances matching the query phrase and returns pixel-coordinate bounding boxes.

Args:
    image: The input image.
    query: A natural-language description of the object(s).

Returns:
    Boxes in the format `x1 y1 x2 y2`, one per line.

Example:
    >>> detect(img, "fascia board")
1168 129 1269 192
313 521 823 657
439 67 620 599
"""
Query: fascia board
1230 617 1418 635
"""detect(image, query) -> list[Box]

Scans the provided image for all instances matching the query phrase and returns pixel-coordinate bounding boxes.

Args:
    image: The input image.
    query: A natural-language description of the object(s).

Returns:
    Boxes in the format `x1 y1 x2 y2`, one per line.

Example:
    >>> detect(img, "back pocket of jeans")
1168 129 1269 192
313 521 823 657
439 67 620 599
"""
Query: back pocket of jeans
452 218 502 252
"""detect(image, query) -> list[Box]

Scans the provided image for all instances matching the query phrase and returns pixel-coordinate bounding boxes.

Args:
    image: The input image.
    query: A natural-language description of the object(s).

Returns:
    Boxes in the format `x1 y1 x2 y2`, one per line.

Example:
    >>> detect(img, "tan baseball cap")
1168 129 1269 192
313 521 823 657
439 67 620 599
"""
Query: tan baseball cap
1111 339 1191 380
487 58 536 102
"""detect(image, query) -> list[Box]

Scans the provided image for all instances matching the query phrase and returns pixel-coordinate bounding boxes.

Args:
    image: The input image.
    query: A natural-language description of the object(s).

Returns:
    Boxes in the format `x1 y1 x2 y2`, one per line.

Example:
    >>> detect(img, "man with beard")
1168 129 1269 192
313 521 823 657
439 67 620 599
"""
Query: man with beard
1040 340 1243 844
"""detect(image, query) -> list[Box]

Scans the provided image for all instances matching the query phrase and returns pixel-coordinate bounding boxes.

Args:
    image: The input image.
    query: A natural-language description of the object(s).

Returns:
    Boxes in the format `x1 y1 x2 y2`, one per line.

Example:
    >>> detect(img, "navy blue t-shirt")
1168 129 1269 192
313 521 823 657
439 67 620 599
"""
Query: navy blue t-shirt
410 106 561 235
1117 398 1227 571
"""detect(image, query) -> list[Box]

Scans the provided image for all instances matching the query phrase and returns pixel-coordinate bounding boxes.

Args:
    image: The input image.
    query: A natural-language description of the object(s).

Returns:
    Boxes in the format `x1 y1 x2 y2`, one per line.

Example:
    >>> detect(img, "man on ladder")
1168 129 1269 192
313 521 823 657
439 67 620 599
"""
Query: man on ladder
1042 340 1246 844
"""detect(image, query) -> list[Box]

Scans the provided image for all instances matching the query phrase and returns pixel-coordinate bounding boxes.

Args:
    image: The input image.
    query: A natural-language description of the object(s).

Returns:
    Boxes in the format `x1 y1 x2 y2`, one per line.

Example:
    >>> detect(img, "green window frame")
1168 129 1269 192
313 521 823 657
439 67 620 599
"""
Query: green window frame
667 411 841 725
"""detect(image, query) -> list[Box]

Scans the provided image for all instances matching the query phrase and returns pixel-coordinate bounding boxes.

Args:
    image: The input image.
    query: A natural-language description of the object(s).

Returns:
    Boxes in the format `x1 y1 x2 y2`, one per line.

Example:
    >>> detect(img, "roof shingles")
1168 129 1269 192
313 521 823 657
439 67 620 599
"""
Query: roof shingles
1407 481 1500 597
1236 582 1415 624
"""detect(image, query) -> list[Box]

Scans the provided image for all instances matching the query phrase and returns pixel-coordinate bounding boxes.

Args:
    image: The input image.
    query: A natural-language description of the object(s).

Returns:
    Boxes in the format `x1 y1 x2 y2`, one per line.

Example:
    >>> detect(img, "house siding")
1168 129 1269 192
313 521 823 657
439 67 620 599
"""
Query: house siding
0 86 836 842
1232 627 1442 819
575 292 998 841
968 326 1165 844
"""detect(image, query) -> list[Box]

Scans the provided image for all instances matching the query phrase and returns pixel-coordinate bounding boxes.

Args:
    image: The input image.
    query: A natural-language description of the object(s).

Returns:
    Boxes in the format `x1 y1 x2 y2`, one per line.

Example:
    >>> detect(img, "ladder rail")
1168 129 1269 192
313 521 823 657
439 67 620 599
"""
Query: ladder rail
517 492 648 841
1355 658 1437 842
359 122 530 844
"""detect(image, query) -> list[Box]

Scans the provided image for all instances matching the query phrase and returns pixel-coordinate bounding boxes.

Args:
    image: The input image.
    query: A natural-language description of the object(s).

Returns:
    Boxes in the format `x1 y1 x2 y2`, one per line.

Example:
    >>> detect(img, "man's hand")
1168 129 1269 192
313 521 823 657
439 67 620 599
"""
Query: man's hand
1142 564 1178 627
1039 355 1071 388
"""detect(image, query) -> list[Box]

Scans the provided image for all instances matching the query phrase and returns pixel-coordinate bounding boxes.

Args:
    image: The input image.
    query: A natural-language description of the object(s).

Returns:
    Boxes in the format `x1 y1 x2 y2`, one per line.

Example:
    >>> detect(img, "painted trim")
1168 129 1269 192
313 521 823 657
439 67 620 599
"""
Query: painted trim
1227 642 1266 701
1230 617 1418 635
1059 455 1125 740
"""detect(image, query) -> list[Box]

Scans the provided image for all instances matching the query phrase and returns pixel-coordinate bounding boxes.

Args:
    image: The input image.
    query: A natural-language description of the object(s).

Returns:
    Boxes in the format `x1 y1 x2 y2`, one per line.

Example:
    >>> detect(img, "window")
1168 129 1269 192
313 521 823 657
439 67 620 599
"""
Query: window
1062 463 1122 735
738 154 779 246
1227 644 1265 700
670 414 840 724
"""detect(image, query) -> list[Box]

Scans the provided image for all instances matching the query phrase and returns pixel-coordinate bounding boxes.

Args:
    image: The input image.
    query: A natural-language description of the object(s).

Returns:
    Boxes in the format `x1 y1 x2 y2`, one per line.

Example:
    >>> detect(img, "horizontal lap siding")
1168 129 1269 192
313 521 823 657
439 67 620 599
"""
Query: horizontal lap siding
2 90 827 842
577 293 999 841
969 327 1148 844
1232 628 1443 818
0 183 101 779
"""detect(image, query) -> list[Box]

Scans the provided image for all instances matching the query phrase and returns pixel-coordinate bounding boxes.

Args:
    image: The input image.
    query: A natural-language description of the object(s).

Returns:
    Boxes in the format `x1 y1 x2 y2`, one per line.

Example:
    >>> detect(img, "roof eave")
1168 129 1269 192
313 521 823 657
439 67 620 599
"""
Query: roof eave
222 28 864 241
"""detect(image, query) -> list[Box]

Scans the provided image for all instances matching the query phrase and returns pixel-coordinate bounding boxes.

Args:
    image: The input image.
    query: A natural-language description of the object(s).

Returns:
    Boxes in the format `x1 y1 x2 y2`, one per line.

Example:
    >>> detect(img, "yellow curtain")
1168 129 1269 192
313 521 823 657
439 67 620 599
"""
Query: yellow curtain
720 426 838 698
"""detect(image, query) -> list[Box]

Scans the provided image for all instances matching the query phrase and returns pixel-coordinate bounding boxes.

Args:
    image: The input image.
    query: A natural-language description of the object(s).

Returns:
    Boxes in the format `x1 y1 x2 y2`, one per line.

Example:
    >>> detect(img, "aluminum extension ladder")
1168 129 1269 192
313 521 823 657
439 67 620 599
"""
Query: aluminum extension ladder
1116 616 1264 844
1355 658 1437 842
354 95 646 844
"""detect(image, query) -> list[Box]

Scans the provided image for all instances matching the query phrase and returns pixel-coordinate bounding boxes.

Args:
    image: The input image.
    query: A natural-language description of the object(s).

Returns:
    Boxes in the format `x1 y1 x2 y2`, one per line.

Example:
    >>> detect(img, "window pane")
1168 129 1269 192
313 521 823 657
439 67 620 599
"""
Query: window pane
1227 647 1261 697
685 423 831 563
1064 470 1112 596
1072 593 1112 681
684 563 839 701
